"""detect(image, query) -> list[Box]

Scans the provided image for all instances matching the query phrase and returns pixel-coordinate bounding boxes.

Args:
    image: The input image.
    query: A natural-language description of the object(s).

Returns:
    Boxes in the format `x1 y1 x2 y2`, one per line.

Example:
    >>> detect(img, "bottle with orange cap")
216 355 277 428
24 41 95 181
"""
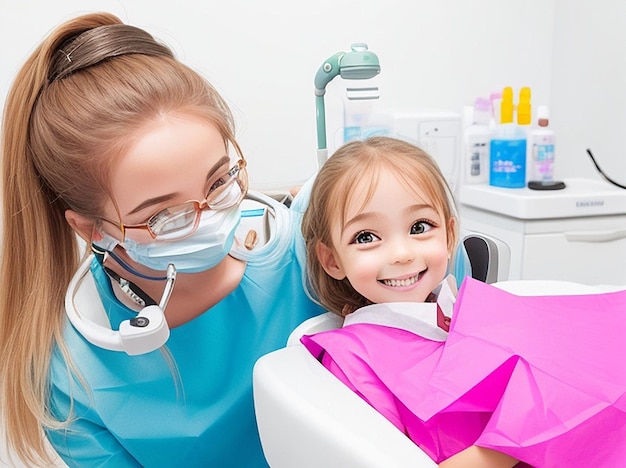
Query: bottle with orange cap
529 105 556 182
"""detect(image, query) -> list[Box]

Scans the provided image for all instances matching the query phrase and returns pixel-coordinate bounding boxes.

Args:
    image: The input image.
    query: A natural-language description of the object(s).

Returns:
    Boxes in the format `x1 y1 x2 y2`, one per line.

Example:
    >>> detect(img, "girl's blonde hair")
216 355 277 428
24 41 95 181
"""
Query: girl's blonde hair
0 12 243 465
302 136 458 317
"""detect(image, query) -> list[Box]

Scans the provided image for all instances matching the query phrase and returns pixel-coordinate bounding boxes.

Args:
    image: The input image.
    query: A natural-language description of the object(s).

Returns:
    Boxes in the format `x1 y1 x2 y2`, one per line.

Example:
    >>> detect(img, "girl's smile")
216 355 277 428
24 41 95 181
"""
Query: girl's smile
378 269 426 288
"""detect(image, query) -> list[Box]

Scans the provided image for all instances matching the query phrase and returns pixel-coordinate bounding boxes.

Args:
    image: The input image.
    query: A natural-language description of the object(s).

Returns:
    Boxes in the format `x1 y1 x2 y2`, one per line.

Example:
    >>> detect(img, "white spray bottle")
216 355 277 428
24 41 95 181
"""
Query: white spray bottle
463 97 491 184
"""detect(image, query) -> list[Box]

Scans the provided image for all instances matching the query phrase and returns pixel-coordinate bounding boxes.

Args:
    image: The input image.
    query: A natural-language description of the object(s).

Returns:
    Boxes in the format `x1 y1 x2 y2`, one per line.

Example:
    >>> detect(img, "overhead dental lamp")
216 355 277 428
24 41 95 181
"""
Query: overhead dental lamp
314 43 381 167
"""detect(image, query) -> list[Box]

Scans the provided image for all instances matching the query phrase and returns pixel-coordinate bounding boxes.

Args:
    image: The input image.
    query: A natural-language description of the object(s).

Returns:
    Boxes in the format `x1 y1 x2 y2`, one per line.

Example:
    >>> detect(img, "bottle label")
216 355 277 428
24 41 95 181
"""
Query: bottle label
343 126 361 143
489 138 527 188
466 141 489 183
343 126 389 143
532 143 555 181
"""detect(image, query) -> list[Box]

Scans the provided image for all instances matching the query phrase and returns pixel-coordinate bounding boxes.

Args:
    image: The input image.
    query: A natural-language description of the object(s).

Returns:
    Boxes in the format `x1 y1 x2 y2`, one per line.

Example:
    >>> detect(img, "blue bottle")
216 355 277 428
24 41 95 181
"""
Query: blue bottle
489 87 527 188
489 124 527 188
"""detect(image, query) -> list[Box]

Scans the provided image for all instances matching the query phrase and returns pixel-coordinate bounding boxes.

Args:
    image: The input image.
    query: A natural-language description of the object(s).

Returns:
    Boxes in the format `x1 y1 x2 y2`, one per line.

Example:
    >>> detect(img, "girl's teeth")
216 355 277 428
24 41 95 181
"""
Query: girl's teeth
382 276 418 287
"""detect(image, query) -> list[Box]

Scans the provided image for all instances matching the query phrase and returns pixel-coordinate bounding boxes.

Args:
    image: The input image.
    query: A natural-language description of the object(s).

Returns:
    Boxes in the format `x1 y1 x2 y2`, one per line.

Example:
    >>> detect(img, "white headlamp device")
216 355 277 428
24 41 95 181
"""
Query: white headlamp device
65 258 177 355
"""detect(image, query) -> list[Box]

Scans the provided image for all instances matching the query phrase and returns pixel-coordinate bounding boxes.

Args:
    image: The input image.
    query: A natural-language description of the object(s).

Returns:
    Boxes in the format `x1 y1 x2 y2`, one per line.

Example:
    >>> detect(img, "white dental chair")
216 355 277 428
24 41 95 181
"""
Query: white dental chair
254 321 437 467
252 235 622 467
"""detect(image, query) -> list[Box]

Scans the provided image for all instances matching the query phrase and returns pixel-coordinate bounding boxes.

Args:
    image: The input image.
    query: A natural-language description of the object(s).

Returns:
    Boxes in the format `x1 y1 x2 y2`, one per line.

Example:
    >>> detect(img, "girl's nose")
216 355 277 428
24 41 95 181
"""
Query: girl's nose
389 238 414 264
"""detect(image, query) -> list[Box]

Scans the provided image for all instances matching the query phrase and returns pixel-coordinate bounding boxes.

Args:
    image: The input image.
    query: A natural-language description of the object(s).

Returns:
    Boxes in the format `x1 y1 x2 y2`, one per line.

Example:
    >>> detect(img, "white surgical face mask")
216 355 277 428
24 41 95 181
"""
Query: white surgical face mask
95 204 241 274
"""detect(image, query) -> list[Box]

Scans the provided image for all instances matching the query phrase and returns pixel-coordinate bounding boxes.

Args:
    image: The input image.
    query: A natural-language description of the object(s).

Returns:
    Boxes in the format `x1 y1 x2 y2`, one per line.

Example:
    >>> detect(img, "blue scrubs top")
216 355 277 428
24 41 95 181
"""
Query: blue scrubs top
46 194 324 467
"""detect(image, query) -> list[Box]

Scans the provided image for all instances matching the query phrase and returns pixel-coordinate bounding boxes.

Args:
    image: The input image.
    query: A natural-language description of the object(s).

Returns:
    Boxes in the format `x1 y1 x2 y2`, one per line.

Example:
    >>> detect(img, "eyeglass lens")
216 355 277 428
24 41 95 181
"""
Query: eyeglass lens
146 163 244 240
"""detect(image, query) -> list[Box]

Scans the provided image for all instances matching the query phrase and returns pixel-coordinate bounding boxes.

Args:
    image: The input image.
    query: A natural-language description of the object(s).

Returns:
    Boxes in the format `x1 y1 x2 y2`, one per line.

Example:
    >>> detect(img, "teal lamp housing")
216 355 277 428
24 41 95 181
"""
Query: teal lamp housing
314 43 381 167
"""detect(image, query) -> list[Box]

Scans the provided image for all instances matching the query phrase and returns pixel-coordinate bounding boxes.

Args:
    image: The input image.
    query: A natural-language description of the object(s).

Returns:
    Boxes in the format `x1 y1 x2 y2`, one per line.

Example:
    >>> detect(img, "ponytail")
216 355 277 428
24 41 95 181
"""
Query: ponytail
1 13 132 465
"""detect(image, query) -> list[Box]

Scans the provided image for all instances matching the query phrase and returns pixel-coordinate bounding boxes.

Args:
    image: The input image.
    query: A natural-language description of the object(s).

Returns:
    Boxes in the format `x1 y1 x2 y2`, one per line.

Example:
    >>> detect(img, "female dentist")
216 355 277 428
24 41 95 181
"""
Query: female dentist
0 12 322 467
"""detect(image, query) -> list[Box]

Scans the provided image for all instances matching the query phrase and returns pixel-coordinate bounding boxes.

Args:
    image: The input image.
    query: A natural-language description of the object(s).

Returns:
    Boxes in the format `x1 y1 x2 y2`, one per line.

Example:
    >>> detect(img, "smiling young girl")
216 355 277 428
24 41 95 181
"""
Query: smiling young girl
300 136 516 467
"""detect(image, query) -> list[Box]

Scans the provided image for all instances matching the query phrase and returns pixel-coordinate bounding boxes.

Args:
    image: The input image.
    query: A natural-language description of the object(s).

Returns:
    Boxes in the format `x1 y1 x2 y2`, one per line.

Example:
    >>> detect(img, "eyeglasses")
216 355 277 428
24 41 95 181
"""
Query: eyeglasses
101 159 247 242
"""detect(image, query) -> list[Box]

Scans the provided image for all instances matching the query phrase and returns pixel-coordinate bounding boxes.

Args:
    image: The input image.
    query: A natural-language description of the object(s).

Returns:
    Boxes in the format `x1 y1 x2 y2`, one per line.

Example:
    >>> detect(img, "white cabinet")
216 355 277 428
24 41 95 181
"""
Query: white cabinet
459 179 626 285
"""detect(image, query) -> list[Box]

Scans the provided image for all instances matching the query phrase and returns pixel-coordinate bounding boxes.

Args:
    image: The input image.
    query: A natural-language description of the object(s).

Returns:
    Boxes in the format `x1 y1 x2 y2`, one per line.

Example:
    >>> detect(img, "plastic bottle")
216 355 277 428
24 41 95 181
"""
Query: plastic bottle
529 105 555 182
500 86 514 124
342 77 389 143
489 87 527 188
517 87 532 126
517 87 533 182
463 97 491 184
488 90 502 129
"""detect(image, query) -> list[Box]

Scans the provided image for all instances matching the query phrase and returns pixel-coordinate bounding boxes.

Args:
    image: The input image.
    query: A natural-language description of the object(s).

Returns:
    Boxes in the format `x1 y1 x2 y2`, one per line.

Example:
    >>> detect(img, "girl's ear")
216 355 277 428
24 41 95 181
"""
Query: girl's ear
315 242 346 280
447 216 458 255
65 210 96 243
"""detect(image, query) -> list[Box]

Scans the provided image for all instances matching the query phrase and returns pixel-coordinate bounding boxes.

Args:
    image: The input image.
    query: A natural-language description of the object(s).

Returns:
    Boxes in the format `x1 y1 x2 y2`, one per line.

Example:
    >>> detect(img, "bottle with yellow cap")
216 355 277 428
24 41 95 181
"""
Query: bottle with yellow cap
517 87 533 182
517 87 532 126
500 86 515 124
489 86 528 188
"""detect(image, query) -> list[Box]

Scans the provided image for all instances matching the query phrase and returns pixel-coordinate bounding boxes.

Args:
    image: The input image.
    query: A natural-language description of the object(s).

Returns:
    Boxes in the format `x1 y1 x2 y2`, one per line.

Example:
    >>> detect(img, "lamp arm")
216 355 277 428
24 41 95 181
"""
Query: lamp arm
314 51 344 94
315 94 327 151
314 52 344 167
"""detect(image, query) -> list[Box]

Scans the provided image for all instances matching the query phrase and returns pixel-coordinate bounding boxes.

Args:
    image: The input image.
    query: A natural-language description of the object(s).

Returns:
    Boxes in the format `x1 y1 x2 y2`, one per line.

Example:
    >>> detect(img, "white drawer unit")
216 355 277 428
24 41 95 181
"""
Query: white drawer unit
459 178 626 285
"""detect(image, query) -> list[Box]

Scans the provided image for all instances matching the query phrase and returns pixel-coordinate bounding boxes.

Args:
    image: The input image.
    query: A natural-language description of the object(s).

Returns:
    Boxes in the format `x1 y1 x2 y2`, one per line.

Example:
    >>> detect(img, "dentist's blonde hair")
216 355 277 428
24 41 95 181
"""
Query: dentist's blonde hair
302 136 458 317
0 12 244 466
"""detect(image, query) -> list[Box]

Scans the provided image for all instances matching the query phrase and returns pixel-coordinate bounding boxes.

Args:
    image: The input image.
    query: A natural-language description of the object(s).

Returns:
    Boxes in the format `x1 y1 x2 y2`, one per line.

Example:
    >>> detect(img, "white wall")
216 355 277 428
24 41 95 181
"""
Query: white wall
1 0 560 190
551 0 626 183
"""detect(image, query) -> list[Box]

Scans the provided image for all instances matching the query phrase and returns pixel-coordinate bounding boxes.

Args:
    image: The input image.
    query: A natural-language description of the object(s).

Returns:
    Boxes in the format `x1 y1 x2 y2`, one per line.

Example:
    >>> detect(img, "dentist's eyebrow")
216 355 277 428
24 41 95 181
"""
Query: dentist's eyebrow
126 155 230 216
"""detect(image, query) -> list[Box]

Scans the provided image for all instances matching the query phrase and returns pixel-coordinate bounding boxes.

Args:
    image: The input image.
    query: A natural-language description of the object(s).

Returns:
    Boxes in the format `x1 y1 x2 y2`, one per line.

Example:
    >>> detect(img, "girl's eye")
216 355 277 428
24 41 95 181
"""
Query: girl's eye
352 230 380 244
410 220 435 235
